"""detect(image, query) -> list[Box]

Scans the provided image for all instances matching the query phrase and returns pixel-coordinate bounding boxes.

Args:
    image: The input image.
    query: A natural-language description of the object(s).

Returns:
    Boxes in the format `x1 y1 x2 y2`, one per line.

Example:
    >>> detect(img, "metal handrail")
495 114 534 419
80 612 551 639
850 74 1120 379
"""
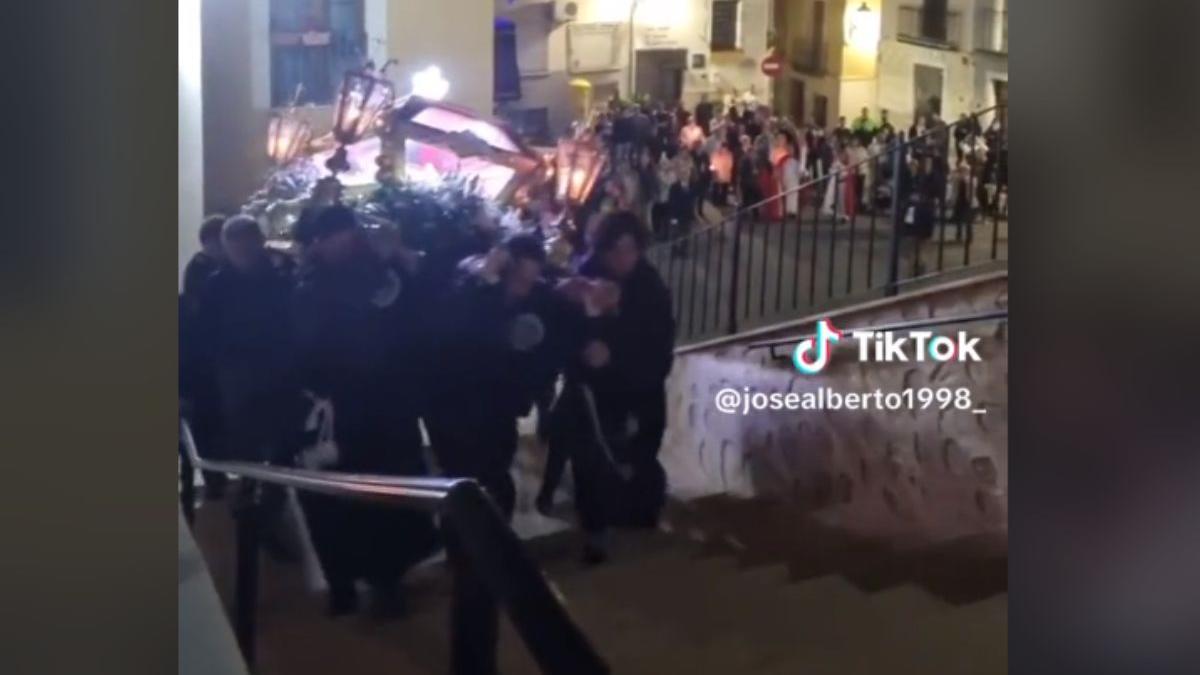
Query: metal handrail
180 420 609 675
745 309 1008 360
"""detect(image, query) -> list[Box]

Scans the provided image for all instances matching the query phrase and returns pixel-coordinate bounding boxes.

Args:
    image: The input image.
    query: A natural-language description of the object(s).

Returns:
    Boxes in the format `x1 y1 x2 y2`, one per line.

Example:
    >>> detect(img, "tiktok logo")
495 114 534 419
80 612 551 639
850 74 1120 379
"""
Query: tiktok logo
792 319 844 375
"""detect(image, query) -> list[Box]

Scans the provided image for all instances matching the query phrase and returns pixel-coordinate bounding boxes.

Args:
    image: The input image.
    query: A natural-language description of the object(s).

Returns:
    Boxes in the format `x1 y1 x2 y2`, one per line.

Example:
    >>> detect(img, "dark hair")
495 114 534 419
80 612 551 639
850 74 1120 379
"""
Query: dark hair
221 215 264 243
502 232 546 265
311 204 358 242
199 215 226 245
593 211 649 253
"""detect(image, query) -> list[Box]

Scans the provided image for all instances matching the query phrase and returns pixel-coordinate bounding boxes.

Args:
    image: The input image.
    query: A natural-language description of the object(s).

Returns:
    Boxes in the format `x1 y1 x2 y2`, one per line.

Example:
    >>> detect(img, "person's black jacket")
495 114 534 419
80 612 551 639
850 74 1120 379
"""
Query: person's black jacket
293 256 424 472
192 261 298 461
695 101 714 134
424 270 584 422
182 251 220 308
194 261 296 390
569 256 675 395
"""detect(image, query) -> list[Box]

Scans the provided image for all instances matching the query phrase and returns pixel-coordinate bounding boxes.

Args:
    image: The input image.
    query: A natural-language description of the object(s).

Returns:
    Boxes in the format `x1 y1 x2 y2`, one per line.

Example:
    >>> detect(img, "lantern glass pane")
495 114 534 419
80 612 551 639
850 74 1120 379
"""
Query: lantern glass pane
267 116 282 161
334 73 370 143
357 78 394 139
555 139 576 202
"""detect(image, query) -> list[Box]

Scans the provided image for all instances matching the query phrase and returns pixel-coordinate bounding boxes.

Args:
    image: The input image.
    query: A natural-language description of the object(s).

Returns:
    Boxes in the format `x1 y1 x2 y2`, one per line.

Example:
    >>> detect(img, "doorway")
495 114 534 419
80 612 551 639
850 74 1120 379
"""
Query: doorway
993 79 1008 126
913 64 944 121
634 49 687 104
789 79 806 125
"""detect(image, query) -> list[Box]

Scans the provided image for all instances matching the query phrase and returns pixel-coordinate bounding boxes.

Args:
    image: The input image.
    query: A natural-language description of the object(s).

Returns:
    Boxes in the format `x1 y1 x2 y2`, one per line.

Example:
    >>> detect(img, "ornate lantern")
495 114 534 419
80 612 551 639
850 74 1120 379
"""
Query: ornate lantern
554 136 606 208
266 114 311 166
333 69 395 145
327 68 395 176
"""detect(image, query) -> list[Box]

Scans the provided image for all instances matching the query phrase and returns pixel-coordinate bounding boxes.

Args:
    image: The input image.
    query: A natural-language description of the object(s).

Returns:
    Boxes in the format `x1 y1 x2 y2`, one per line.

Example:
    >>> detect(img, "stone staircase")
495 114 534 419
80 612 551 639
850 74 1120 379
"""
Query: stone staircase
189 480 1006 675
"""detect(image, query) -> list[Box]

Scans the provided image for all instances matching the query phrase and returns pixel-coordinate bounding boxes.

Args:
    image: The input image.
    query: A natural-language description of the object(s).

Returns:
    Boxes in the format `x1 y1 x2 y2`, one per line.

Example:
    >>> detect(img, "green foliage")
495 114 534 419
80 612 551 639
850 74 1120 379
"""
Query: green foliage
357 175 498 255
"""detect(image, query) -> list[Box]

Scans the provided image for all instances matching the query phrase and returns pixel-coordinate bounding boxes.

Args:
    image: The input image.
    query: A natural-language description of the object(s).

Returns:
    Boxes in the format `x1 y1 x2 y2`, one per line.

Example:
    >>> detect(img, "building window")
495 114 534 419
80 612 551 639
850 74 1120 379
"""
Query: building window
921 0 948 42
711 0 742 52
270 0 367 107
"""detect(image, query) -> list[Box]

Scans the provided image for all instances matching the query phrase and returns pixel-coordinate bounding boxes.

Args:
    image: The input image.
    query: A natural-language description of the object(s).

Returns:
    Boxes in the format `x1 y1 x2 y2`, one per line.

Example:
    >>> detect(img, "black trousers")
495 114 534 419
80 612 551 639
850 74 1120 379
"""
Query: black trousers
298 489 436 596
552 383 668 535
426 409 519 675
298 413 438 596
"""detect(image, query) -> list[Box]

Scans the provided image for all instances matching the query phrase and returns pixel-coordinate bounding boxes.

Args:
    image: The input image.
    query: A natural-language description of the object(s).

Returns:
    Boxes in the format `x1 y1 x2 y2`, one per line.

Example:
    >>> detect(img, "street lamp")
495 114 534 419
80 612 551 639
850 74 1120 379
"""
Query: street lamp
326 67 395 175
845 2 880 53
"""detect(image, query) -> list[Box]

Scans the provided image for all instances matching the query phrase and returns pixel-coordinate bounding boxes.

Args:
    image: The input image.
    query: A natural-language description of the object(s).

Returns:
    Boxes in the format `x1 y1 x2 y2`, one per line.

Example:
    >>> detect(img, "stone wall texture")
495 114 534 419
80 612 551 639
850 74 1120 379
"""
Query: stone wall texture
661 273 1008 545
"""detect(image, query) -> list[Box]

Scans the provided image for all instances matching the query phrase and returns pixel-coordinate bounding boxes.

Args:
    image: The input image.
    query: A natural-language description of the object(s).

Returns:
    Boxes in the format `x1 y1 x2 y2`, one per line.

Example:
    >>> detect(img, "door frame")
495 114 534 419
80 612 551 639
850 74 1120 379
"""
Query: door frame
910 61 946 123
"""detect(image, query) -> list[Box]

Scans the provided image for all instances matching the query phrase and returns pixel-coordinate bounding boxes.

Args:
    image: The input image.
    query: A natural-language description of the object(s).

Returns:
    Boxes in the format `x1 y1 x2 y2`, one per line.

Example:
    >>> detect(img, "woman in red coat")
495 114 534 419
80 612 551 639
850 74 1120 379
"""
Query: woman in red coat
756 154 782 222
841 148 858 222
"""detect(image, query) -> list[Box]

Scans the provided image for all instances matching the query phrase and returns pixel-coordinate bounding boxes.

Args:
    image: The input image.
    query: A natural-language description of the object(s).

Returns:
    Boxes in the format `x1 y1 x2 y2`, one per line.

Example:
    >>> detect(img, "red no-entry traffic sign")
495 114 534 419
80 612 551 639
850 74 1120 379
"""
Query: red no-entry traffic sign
761 50 783 78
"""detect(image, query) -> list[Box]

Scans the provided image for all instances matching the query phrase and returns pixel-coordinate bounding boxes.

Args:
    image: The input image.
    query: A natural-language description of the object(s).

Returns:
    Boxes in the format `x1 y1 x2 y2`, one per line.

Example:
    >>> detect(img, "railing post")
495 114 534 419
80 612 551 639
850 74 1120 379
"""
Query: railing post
885 138 906 296
726 209 743 335
180 441 195 524
234 484 260 669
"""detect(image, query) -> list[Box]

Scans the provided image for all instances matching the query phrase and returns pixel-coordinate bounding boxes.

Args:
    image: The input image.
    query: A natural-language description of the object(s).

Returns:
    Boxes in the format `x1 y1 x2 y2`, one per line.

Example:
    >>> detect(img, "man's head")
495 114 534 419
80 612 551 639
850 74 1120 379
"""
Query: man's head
881 109 889 122
221 215 266 272
199 215 226 258
594 211 647 280
860 107 870 118
501 233 546 300
838 116 847 127
308 204 362 267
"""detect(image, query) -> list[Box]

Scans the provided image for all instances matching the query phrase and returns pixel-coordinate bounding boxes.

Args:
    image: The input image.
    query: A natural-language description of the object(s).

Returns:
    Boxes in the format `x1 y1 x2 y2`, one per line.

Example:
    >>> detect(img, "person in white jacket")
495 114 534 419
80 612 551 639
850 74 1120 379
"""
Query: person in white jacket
777 131 807 217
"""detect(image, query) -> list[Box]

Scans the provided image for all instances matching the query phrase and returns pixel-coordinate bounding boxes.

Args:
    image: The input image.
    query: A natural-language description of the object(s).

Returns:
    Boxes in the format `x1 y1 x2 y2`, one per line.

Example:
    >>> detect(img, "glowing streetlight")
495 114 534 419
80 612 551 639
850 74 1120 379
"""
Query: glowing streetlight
411 65 450 101
845 2 881 53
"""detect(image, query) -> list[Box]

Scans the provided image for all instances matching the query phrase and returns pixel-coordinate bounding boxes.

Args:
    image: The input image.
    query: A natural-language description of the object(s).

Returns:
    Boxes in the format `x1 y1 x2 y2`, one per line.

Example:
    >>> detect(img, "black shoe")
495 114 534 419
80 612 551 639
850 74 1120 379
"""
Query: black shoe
327 586 359 617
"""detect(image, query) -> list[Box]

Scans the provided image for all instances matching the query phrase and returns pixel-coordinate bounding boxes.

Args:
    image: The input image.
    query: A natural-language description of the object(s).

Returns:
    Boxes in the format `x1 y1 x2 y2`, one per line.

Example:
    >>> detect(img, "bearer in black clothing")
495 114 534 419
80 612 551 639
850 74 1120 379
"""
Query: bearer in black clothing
292 205 437 617
180 214 228 498
556 211 675 565
192 216 301 557
423 233 581 675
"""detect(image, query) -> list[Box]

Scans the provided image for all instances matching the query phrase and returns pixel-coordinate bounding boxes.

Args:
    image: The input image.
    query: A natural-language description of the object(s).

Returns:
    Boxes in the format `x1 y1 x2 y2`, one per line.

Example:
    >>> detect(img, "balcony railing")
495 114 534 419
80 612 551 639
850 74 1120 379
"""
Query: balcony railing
974 8 1008 54
897 6 963 50
789 37 828 75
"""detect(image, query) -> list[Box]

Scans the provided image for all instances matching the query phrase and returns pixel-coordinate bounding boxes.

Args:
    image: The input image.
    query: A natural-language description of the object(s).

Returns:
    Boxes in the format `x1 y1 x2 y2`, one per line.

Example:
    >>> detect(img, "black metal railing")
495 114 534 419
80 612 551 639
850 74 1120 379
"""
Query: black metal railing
180 420 608 675
645 105 1007 346
744 309 1008 360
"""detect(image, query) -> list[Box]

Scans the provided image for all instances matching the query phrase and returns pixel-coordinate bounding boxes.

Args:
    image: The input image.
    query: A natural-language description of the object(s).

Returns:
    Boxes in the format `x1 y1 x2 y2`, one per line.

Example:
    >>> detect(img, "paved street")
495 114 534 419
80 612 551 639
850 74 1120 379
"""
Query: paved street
647 207 1009 343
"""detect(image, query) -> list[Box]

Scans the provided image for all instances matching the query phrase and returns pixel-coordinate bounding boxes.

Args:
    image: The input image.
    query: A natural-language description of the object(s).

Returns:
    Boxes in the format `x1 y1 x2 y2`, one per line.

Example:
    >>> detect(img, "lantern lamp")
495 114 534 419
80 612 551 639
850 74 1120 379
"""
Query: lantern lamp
332 69 395 146
554 136 606 208
327 68 395 177
266 114 312 166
